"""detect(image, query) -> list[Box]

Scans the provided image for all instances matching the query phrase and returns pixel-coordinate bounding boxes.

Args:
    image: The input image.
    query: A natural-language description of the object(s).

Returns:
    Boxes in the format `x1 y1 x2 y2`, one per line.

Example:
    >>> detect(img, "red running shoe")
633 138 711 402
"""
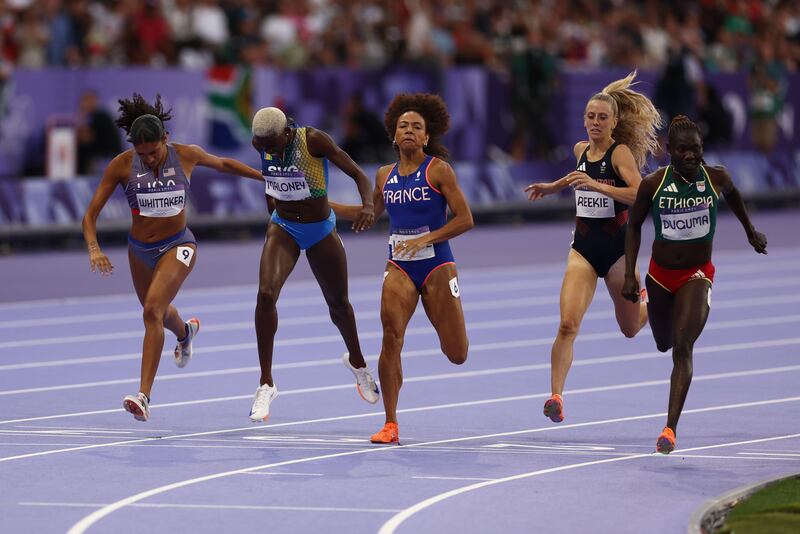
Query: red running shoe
543 394 564 423
656 427 676 454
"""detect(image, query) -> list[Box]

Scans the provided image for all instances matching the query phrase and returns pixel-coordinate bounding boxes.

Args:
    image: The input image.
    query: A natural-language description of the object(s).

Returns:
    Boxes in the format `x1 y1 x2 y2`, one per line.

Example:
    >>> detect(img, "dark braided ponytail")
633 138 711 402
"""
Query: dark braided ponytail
116 93 172 144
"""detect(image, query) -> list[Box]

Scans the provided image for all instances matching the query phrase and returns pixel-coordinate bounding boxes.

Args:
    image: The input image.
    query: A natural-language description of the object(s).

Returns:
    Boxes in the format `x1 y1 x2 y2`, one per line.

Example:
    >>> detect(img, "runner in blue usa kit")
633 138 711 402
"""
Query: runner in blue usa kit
524 72 662 424
82 93 263 422
331 93 474 444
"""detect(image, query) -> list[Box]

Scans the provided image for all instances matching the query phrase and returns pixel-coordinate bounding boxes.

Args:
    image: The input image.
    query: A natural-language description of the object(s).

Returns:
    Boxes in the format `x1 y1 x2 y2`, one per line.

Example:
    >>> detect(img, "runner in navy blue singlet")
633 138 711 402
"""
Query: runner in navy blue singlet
331 93 473 444
82 93 263 422
523 72 662 424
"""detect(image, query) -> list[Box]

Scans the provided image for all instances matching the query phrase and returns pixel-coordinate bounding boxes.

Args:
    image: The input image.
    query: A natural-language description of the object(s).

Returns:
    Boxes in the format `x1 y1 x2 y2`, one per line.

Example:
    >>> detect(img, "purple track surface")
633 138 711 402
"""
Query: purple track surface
1 211 799 534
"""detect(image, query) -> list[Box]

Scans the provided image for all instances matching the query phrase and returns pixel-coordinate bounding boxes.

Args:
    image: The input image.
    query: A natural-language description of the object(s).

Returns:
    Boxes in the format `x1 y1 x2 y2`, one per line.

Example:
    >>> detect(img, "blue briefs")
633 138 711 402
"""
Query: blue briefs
270 209 337 250
128 228 196 269
388 241 455 292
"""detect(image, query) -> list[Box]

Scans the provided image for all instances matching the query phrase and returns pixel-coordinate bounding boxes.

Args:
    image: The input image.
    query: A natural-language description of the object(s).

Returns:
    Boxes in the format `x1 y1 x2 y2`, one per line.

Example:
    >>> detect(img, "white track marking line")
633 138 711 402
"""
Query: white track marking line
64 400 800 534
2 297 799 369
0 261 573 312
377 432 800 534
679 454 800 461
738 452 800 457
3 249 794 311
412 476 494 481
3 269 798 330
238 471 325 477
3 363 800 461
2 326 799 396
21 502 401 513
0 292 800 349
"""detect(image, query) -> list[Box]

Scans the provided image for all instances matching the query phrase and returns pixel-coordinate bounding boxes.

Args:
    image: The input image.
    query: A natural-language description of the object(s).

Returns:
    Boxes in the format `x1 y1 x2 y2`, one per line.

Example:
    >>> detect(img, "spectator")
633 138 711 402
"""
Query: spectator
76 90 121 175
340 92 391 163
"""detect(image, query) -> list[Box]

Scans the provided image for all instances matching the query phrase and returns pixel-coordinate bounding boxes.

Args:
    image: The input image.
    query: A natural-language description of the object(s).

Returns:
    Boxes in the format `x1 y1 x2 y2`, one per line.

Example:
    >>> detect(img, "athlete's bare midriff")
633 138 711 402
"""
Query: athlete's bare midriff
651 240 712 269
129 212 187 242
273 195 331 223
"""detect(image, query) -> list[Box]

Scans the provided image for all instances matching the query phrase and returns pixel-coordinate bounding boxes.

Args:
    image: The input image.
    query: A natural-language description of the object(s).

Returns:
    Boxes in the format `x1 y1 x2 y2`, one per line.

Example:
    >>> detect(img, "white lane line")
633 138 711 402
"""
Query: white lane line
737 452 800 457
3 292 800 363
0 261 572 312
412 476 494 481
5 248 793 312
3 270 798 330
21 502 401 513
377 432 800 534
238 472 325 477
0 279 571 329
64 400 800 534
679 454 800 461
2 327 799 398
3 363 800 461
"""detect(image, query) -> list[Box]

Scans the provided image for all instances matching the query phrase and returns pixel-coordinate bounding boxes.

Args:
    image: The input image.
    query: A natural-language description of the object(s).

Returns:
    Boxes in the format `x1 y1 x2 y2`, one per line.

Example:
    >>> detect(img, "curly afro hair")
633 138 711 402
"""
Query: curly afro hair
116 93 172 144
384 93 450 160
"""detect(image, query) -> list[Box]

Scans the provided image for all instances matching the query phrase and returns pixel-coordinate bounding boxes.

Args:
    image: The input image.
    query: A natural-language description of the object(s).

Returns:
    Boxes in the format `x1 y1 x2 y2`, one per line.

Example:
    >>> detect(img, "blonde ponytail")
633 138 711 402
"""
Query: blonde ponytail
588 71 663 170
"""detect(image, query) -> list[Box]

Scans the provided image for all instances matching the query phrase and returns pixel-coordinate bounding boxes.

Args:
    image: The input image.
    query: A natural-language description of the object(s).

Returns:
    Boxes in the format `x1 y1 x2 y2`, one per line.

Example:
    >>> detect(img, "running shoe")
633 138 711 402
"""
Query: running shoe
342 352 380 404
249 383 278 423
174 318 200 368
543 394 564 423
123 392 150 422
656 427 676 454
370 422 399 444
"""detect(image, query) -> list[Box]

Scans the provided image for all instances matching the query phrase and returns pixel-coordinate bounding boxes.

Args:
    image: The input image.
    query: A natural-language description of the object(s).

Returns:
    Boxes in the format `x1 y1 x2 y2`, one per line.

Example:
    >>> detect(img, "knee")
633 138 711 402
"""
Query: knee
656 340 672 353
620 324 639 339
256 286 278 309
326 294 351 315
142 302 164 326
381 324 405 353
557 318 580 339
671 339 694 359
444 343 468 365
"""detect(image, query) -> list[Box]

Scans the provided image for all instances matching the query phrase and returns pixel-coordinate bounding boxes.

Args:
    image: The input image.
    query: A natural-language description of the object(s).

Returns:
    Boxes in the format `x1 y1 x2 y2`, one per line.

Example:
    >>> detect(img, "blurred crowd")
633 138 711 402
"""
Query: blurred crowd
0 0 797 73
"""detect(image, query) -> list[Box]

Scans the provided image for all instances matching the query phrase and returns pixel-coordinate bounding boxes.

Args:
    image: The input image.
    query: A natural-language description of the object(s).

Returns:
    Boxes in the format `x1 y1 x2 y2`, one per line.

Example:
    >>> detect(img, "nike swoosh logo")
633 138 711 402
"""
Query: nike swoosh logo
137 172 149 178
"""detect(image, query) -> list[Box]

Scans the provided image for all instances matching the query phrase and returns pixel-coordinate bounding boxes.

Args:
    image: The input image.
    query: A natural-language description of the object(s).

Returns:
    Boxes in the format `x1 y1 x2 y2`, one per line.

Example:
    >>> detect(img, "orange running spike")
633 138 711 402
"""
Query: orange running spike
656 427 676 454
370 422 399 444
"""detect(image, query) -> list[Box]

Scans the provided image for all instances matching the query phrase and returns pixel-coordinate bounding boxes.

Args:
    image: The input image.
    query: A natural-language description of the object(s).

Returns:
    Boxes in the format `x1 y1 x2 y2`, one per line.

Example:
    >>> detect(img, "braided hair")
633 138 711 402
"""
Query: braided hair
384 93 451 161
587 71 663 170
667 114 701 146
115 93 172 144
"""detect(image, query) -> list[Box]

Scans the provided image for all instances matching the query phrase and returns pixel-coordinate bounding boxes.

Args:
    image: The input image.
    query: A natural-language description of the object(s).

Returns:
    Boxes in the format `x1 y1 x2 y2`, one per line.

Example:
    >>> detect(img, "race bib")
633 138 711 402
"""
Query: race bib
575 189 614 218
136 190 185 217
389 227 435 261
264 174 311 201
661 205 711 240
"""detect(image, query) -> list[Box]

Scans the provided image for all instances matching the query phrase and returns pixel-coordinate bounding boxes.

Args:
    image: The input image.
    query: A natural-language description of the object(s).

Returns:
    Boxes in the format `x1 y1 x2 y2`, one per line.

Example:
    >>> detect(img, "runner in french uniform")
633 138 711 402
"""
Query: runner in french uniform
82 93 264 421
330 93 473 444
623 115 768 454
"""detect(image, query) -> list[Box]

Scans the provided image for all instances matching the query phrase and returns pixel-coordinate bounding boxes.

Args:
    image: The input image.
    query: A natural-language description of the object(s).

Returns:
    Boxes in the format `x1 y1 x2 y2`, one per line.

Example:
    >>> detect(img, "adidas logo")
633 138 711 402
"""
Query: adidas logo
576 162 586 172
690 269 706 280
387 175 399 185
663 183 679 193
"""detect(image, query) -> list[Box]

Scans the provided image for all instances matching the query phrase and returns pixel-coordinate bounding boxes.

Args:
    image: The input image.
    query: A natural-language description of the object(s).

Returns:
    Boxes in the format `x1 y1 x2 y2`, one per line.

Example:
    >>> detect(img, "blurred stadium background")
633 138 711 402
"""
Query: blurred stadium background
0 0 798 250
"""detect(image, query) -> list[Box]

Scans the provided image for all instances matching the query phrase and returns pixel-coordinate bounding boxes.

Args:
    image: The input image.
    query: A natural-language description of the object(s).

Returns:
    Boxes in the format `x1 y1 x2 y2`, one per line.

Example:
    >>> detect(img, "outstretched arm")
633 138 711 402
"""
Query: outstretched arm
306 128 374 229
525 141 587 201
82 154 126 275
329 165 389 231
712 166 767 254
622 172 658 302
181 144 263 181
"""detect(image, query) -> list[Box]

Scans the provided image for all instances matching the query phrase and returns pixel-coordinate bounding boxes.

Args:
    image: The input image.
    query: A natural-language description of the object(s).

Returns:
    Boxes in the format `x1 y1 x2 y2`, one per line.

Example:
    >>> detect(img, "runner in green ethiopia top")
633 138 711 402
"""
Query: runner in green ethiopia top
650 164 718 243
623 115 768 455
